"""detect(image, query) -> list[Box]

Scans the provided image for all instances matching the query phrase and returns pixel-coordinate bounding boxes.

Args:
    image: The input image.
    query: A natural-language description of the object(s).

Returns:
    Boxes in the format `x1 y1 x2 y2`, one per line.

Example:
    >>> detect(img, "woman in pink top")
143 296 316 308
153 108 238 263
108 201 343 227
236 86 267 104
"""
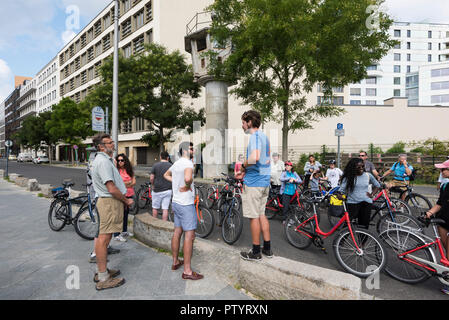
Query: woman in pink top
114 153 136 242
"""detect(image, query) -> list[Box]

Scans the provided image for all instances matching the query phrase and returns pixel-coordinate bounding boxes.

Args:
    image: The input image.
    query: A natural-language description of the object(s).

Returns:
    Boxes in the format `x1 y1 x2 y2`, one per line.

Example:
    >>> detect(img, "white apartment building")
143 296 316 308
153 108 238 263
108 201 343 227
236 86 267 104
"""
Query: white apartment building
406 61 449 106
314 22 449 106
0 100 5 156
16 78 37 129
36 57 59 114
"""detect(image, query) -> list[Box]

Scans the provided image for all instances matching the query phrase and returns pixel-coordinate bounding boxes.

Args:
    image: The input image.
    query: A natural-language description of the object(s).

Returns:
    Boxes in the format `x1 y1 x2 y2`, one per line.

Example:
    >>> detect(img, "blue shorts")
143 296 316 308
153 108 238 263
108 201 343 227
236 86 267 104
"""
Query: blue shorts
172 202 197 231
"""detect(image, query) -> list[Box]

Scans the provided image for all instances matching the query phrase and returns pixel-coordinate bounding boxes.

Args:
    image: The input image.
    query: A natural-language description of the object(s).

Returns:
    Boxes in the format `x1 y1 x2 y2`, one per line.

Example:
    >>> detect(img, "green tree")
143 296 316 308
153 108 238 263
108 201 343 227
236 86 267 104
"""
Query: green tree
207 0 396 160
45 98 93 162
410 138 449 158
386 141 406 154
89 43 205 153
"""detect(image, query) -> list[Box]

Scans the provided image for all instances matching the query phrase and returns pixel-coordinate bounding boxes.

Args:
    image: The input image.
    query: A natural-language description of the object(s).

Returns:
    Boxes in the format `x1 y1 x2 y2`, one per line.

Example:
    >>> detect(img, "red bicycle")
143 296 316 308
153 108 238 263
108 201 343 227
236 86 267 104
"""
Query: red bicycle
265 183 315 221
379 216 449 285
284 198 387 278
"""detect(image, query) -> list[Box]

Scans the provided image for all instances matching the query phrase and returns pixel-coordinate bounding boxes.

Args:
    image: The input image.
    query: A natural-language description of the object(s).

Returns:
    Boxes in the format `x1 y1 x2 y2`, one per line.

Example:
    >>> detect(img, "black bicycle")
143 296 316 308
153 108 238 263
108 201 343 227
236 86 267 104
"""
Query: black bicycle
216 176 244 245
48 180 99 240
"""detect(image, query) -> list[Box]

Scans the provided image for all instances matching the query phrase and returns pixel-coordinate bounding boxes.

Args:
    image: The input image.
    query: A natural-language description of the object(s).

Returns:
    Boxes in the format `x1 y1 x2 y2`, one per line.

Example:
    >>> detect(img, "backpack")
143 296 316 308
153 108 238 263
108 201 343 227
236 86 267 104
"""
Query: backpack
392 162 416 181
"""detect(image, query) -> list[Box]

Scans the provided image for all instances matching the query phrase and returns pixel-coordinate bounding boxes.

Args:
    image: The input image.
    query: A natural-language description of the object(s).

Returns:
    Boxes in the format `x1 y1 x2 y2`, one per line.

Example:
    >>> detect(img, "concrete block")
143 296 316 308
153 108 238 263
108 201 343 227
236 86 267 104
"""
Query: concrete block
0 169 4 178
133 213 183 252
39 184 55 198
27 179 40 192
238 256 362 300
15 177 29 188
8 173 22 182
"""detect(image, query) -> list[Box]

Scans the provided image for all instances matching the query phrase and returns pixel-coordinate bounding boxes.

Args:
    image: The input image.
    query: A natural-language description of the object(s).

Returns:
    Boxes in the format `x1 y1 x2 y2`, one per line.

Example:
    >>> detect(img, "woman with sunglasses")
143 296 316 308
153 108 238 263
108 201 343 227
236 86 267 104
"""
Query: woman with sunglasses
338 158 380 229
113 154 136 242
279 161 302 217
426 160 449 295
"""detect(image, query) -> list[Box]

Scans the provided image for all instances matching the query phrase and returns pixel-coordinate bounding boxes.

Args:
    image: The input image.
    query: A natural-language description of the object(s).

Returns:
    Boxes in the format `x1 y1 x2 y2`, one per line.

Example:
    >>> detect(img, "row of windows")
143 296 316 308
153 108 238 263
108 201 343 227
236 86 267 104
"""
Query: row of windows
349 100 377 105
38 91 57 107
38 63 57 85
120 117 148 133
59 0 152 66
394 41 448 51
431 81 449 90
431 94 449 104
19 91 36 108
19 104 36 119
431 68 449 78
39 76 57 96
394 29 437 39
350 88 377 96
393 53 434 62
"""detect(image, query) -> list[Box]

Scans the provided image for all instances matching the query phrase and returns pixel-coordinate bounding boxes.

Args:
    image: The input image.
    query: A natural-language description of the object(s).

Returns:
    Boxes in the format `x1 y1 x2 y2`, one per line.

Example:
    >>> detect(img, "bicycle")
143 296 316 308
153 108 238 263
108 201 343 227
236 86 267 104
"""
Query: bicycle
216 177 244 245
48 180 99 240
135 182 152 214
265 183 314 221
193 184 215 238
379 216 449 285
283 197 387 278
327 184 421 235
386 176 432 218
204 177 225 209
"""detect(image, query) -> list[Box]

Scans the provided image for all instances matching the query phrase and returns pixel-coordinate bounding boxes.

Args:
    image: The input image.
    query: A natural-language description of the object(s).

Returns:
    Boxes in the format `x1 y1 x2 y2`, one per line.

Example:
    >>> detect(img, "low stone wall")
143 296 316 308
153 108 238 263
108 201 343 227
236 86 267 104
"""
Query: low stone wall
133 212 366 300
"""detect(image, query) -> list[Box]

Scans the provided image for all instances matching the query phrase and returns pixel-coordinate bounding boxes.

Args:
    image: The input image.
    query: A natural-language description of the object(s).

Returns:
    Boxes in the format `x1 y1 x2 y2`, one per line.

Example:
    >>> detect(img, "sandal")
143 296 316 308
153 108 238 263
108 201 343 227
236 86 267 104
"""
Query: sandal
93 269 121 283
171 259 184 270
182 271 204 280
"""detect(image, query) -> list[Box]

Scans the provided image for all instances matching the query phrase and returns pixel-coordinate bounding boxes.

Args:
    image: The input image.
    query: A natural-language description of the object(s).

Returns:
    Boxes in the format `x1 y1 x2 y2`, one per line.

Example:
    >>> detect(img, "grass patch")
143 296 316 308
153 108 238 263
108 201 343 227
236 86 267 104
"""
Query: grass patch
37 193 44 197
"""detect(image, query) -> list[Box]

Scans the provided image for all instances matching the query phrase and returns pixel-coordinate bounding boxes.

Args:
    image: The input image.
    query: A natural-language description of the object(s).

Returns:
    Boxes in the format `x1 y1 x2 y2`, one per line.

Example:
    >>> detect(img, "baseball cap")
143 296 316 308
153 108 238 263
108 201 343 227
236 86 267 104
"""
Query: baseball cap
285 161 293 166
435 160 449 169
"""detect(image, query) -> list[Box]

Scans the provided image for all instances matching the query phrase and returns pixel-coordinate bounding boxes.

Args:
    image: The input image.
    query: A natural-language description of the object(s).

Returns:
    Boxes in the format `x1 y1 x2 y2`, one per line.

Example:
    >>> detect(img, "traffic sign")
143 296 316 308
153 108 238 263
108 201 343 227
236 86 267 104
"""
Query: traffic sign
92 106 105 132
335 129 345 136
337 123 343 130
5 140 13 148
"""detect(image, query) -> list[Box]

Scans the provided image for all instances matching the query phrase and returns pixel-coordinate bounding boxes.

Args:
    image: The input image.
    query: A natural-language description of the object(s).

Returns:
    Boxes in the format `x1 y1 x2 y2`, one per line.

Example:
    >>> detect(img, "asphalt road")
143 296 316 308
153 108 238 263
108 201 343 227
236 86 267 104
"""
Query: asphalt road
1 159 448 300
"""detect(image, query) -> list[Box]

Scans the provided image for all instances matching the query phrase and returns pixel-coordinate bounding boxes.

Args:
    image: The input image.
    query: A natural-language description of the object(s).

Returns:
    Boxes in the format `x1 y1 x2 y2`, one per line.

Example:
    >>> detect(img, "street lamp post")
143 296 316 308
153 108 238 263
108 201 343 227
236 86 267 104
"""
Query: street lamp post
112 0 119 157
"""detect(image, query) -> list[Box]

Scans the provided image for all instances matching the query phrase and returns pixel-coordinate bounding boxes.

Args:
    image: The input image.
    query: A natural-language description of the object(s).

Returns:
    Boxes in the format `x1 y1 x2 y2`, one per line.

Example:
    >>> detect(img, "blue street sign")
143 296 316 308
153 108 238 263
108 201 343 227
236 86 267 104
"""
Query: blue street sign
337 123 343 130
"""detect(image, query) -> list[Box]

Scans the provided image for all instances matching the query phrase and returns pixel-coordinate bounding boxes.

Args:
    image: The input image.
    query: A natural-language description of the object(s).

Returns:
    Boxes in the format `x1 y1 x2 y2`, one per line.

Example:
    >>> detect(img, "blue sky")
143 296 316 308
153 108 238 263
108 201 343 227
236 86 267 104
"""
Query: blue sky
1 0 449 102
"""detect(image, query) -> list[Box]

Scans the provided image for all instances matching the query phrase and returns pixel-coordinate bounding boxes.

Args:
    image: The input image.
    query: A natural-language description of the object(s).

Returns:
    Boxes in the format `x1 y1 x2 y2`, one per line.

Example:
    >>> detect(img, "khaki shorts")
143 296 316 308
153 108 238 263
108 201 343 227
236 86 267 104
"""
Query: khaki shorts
241 186 269 219
389 179 409 192
96 197 124 236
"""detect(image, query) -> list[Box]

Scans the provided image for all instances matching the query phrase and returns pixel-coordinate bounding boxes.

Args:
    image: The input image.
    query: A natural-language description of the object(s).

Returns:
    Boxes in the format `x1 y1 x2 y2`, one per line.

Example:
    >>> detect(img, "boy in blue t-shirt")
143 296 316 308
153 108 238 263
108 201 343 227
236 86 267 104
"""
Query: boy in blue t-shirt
238 110 272 261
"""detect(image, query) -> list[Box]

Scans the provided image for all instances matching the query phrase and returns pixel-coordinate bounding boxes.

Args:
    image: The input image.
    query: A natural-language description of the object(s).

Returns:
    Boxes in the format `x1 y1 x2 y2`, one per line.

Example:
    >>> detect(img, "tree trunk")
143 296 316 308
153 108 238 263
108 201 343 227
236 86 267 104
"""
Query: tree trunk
159 127 164 154
48 145 52 164
282 103 289 161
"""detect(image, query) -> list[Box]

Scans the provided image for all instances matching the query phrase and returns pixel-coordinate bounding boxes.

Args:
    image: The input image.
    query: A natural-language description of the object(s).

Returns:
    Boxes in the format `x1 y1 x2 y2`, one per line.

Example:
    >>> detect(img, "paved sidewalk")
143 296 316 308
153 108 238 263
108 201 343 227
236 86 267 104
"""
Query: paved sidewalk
0 178 252 300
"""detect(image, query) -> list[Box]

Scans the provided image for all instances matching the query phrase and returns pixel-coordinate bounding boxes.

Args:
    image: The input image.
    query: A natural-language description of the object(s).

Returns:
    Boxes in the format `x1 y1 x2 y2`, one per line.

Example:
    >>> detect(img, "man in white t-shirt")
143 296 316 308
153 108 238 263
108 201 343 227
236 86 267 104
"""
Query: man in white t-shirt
270 153 284 187
164 141 203 281
325 160 343 188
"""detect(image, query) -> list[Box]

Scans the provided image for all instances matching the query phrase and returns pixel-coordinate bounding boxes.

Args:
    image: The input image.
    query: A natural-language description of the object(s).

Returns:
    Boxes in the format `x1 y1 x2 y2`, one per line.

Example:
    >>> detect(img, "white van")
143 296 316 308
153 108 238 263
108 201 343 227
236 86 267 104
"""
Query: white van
17 153 33 162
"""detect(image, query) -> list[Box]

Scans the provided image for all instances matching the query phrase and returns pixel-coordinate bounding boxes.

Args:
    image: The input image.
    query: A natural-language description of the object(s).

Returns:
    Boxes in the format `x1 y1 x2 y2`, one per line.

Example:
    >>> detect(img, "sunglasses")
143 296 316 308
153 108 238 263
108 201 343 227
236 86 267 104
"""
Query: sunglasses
359 154 367 157
117 159 125 162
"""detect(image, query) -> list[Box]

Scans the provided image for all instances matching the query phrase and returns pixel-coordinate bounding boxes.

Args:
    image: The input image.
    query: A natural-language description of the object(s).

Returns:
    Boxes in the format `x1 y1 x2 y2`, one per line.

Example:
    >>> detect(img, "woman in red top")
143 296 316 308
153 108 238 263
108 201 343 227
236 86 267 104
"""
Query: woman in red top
114 153 136 242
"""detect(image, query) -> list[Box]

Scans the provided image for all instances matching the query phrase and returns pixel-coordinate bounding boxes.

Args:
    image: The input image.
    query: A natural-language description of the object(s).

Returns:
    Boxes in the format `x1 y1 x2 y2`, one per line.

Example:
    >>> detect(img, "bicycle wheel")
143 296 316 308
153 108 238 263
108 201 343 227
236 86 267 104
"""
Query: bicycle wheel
379 228 434 284
333 227 387 278
283 207 313 249
204 187 216 209
221 208 243 245
195 206 215 238
48 198 68 231
404 193 432 218
137 186 150 209
376 212 421 235
265 195 279 219
74 205 99 240
390 199 412 216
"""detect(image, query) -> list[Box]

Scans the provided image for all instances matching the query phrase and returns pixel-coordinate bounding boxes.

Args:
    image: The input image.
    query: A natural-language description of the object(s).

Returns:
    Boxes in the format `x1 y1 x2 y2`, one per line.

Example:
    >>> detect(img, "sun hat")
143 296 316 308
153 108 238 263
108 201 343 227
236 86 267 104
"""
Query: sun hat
435 160 449 169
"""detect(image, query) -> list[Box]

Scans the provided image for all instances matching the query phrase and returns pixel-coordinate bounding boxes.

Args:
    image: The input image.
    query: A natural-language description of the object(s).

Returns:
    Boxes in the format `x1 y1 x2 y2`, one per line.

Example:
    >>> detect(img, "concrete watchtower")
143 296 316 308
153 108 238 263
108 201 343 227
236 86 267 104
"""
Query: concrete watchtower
184 12 233 178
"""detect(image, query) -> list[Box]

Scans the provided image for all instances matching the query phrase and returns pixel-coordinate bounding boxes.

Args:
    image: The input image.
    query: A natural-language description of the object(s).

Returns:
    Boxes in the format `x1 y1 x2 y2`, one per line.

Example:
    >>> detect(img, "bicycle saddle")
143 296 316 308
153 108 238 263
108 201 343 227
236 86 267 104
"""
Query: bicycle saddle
213 178 221 183
62 179 74 188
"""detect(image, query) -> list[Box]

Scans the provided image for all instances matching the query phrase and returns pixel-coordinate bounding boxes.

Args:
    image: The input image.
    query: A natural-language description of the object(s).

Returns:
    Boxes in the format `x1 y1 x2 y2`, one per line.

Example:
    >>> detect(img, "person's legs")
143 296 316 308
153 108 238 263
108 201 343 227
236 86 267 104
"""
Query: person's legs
95 233 112 274
183 230 195 275
281 194 291 216
152 191 162 218
171 227 183 266
122 204 129 233
160 191 172 221
358 202 372 229
438 226 449 259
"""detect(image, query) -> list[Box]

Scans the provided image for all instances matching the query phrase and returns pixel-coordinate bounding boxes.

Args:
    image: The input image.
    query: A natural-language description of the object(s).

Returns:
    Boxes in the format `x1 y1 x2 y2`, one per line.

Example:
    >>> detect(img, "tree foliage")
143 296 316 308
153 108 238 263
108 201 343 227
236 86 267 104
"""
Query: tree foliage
207 0 396 159
89 43 205 152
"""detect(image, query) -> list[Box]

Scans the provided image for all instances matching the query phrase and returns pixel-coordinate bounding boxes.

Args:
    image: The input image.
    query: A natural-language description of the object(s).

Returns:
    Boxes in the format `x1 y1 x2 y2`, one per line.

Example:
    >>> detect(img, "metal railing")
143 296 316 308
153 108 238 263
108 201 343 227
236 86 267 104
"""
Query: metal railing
186 11 212 36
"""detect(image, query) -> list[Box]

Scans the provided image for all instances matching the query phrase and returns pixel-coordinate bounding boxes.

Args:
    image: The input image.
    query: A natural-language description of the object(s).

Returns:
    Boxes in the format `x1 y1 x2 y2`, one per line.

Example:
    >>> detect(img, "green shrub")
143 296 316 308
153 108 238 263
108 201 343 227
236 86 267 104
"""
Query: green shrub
386 142 406 154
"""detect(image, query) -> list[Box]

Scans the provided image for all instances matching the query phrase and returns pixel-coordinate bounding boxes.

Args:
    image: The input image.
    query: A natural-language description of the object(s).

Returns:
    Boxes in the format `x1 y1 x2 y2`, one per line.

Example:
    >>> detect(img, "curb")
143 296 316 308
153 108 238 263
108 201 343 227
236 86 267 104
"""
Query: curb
133 213 377 300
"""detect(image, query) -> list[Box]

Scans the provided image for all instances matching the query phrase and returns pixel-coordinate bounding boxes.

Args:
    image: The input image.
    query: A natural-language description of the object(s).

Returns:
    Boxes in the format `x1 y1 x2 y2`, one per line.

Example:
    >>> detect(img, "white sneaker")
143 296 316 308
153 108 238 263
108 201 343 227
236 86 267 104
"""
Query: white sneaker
121 231 133 238
114 234 127 242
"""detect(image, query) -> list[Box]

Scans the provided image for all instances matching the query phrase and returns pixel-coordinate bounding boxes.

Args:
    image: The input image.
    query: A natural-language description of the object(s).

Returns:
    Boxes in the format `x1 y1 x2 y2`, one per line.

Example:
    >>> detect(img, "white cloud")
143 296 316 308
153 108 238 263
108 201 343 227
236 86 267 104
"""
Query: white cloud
0 59 13 103
59 0 111 23
62 30 77 45
383 0 449 24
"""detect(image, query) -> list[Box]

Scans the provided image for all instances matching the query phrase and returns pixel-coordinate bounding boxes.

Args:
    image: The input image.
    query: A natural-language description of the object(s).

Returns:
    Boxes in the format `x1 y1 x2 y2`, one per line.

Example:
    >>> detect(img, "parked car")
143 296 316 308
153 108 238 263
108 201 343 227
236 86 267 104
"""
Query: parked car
33 156 50 164
8 154 17 161
17 153 33 162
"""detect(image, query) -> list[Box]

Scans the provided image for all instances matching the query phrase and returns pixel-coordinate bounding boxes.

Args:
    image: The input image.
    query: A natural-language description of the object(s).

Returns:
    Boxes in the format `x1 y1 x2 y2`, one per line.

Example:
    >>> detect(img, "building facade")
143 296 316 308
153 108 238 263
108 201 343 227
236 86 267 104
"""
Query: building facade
36 57 59 114
0 100 5 157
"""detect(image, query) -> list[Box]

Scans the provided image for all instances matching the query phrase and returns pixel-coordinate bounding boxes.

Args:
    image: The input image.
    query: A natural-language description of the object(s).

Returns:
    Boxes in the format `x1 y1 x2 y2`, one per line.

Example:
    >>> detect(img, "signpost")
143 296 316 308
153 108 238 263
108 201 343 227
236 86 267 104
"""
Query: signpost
5 140 13 178
92 106 105 132
335 123 344 168
73 145 79 165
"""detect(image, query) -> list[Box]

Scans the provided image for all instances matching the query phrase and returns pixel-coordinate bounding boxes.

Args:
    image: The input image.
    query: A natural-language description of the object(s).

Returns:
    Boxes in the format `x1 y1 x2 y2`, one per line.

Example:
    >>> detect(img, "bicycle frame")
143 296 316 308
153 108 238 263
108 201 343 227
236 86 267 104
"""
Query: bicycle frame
389 221 449 274
295 202 362 252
